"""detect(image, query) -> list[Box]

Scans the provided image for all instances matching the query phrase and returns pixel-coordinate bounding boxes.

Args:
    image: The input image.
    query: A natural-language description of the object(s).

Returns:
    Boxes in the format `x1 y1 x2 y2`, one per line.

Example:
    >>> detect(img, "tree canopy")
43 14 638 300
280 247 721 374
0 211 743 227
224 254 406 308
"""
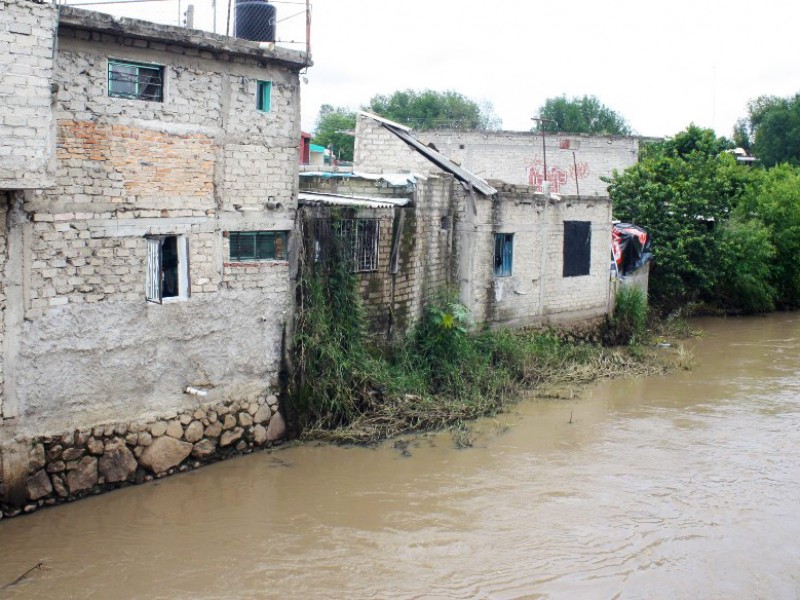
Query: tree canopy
366 89 501 131
738 94 800 168
311 104 357 162
607 125 762 312
534 95 631 135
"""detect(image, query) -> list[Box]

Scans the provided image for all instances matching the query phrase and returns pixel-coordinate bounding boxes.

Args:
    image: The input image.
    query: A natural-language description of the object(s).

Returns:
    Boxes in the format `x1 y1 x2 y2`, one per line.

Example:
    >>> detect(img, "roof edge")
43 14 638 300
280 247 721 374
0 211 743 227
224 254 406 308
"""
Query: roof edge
58 6 312 69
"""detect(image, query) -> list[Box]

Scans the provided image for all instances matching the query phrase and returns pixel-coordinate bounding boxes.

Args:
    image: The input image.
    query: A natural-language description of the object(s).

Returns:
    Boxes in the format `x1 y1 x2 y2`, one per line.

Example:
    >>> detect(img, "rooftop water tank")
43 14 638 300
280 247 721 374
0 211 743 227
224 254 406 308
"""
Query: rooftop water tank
234 0 276 42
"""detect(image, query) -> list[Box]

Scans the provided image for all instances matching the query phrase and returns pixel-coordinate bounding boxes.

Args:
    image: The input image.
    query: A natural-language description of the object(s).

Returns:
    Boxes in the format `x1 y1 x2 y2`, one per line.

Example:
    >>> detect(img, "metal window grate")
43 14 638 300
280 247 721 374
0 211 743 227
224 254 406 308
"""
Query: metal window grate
229 231 286 261
336 218 379 272
108 60 164 102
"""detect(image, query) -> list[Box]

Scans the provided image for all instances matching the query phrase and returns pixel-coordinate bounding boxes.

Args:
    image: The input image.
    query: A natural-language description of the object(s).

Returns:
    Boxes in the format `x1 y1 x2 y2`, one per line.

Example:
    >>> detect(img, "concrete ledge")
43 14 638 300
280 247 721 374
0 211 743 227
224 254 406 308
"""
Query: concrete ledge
58 6 312 69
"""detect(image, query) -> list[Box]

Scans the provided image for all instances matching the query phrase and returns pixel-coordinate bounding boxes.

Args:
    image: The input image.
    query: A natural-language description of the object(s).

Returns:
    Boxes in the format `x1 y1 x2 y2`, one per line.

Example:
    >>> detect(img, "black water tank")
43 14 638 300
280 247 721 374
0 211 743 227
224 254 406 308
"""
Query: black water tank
235 0 276 42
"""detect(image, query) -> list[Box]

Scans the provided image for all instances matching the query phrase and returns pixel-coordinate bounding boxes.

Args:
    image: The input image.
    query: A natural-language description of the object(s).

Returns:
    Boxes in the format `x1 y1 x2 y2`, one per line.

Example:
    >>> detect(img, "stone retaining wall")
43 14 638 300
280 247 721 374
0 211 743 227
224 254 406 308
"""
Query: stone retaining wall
0 394 286 519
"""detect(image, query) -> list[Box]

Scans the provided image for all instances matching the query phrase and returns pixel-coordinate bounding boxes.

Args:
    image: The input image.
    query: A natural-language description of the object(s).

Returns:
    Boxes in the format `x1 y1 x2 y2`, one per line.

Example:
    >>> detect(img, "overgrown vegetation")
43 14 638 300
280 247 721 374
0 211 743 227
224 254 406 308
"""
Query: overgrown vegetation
604 286 648 346
292 229 678 444
608 124 800 314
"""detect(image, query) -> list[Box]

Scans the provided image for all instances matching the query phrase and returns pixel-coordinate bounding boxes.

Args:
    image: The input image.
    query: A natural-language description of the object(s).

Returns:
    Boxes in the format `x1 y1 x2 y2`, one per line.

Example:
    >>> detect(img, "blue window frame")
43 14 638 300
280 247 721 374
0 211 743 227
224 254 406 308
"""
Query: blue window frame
256 80 272 112
494 233 513 277
108 60 164 102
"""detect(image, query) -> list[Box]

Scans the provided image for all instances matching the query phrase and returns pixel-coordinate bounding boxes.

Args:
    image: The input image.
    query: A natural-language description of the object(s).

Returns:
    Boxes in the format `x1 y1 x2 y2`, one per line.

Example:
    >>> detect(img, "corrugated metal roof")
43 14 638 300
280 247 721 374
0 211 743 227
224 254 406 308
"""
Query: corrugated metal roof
358 111 497 196
299 191 410 209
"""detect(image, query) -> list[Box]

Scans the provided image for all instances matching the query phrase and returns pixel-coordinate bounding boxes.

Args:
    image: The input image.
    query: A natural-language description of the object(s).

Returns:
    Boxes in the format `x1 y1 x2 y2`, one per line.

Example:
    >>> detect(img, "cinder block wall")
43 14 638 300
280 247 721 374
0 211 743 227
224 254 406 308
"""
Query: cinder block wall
2 11 303 438
0 0 58 189
456 182 612 328
353 114 640 197
299 175 456 340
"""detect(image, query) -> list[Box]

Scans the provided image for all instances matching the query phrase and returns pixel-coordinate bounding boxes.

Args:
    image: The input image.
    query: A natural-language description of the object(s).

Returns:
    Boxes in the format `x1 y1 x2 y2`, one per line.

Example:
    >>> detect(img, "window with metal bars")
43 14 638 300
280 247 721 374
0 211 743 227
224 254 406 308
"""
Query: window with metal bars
108 60 164 102
563 221 592 277
494 233 513 277
335 218 380 272
229 231 287 262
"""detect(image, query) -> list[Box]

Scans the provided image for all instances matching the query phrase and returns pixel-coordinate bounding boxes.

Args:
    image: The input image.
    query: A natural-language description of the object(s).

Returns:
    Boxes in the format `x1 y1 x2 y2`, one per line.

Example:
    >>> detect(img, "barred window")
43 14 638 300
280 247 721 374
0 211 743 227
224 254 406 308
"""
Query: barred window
108 60 164 102
229 231 287 261
335 219 380 272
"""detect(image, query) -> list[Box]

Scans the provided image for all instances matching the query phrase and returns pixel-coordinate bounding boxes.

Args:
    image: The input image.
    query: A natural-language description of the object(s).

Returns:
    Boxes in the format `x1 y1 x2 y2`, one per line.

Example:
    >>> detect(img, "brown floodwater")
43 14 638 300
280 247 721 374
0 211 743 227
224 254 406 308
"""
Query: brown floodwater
2 314 800 599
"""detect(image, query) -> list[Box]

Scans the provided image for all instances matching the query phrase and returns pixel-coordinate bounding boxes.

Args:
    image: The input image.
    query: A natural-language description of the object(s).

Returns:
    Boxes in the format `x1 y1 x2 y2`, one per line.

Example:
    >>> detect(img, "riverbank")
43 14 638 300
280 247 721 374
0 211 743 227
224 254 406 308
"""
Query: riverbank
297 317 693 445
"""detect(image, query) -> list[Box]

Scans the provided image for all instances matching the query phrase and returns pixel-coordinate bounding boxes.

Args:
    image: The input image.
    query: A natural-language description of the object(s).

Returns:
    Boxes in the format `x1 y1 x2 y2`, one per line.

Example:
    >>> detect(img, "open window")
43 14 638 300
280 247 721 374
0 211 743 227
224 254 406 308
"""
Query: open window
146 235 189 303
563 221 591 277
494 233 513 277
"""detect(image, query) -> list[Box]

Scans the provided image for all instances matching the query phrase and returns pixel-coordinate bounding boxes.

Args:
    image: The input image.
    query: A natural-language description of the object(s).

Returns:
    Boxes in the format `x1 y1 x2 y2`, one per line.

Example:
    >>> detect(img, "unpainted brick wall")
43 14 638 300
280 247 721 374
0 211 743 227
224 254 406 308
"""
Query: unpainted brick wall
0 0 58 189
16 25 301 316
0 194 7 417
353 113 639 197
456 182 612 327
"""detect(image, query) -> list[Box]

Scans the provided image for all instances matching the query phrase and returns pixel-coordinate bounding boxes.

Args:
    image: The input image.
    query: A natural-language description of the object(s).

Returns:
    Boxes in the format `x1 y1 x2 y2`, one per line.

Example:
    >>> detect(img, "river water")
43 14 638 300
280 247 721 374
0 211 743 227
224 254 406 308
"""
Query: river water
2 314 799 599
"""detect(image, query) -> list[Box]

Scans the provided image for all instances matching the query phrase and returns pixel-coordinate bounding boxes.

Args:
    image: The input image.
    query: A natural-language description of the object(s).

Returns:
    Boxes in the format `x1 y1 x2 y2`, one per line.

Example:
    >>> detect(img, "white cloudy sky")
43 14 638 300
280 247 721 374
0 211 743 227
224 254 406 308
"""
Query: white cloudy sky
71 0 800 138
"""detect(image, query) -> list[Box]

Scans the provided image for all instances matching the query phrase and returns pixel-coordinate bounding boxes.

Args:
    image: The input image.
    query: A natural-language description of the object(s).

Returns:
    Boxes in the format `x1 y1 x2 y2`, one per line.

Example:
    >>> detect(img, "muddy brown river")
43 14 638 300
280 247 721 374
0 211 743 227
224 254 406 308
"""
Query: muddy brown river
2 314 800 599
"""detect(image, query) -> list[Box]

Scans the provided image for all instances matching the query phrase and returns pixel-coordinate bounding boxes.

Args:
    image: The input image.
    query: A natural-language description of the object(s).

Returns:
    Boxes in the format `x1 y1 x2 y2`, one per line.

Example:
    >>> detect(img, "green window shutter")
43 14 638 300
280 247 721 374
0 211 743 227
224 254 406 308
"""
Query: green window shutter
256 81 272 112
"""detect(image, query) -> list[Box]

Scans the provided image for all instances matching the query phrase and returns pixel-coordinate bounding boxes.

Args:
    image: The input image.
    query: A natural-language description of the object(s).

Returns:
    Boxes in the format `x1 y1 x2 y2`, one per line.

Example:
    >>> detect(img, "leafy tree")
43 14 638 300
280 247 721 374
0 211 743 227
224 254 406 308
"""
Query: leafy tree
607 125 761 311
743 94 800 167
534 95 631 135
312 104 356 162
736 164 800 307
367 89 501 131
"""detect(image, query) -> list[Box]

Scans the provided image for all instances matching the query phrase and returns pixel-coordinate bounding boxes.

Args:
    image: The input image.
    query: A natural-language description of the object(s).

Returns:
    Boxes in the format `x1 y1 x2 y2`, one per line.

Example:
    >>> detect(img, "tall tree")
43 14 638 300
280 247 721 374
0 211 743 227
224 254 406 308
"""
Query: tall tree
744 94 800 167
312 104 357 162
534 95 631 135
367 89 501 131
607 125 764 312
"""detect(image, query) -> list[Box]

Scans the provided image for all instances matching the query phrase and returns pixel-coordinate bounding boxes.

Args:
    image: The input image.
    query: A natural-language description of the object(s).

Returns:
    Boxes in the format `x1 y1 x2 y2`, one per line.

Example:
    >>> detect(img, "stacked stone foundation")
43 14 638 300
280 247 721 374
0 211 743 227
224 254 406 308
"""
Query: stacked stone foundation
0 393 286 519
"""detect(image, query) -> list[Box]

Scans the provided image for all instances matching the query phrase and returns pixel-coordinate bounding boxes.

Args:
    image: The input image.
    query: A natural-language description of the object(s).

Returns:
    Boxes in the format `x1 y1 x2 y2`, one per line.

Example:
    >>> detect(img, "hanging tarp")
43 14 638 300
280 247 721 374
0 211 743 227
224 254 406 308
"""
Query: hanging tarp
612 223 652 275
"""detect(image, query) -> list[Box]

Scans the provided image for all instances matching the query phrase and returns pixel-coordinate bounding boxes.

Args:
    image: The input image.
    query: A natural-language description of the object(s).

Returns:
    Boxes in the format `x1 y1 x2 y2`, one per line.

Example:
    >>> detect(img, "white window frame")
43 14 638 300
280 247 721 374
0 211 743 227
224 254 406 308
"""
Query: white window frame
145 235 190 303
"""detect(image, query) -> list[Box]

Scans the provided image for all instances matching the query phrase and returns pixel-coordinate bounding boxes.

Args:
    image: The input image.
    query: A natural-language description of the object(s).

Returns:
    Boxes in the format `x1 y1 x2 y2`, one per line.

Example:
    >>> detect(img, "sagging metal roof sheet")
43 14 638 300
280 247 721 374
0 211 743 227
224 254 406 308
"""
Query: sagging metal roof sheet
358 111 497 196
299 191 410 209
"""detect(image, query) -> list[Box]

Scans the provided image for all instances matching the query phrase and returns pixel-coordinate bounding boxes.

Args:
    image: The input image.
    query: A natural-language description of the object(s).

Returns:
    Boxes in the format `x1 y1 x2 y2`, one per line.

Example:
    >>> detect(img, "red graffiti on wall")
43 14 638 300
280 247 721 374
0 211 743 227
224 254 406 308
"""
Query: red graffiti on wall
526 157 590 194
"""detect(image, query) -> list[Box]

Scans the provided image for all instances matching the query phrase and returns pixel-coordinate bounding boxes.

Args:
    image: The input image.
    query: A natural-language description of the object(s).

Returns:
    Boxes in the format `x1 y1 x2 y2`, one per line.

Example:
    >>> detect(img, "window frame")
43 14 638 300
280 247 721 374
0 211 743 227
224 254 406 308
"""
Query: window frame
108 59 165 102
563 220 592 278
145 235 190 304
336 218 380 273
228 231 287 262
256 80 272 112
494 233 514 277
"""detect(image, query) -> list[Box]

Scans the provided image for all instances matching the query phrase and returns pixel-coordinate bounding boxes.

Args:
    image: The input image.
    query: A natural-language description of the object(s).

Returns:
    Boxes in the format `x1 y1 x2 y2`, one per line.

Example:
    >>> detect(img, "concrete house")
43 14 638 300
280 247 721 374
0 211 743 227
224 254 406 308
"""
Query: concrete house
0 0 309 513
300 113 614 334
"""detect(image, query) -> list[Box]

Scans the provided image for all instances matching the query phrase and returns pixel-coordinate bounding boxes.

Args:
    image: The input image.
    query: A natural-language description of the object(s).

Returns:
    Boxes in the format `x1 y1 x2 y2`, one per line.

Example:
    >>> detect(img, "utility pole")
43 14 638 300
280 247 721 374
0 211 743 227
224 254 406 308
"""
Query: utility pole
530 117 556 182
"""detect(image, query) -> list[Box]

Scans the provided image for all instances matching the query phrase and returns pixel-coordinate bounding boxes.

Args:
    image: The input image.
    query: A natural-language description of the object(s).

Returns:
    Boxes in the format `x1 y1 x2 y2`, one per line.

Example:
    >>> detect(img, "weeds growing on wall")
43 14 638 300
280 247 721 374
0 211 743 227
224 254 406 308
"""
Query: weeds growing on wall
292 235 677 444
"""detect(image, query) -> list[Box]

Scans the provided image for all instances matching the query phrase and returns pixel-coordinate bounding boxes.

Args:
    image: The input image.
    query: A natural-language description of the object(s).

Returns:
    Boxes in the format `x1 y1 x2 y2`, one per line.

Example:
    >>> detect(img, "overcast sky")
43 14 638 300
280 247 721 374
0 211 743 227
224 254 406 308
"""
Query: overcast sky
79 0 800 139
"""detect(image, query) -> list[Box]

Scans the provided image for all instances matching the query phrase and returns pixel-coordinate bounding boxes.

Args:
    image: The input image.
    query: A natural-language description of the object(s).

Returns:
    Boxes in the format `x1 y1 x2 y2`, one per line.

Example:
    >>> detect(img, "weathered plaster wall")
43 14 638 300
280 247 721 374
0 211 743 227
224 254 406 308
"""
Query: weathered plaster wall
0 0 58 189
353 114 640 197
2 18 302 437
456 182 612 328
